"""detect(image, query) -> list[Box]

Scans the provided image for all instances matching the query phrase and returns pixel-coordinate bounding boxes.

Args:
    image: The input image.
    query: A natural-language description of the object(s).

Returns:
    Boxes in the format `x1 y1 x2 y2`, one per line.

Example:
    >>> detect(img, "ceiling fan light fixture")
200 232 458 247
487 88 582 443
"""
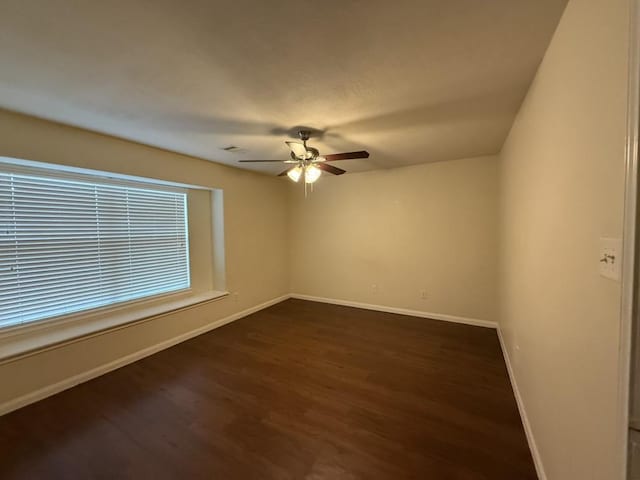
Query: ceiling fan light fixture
287 165 303 182
304 164 322 184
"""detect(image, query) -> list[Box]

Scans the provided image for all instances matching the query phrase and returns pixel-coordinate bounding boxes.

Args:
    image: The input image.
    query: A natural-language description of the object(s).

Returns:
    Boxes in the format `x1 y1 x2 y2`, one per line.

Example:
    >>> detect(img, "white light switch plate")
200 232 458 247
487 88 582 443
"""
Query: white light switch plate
599 237 622 281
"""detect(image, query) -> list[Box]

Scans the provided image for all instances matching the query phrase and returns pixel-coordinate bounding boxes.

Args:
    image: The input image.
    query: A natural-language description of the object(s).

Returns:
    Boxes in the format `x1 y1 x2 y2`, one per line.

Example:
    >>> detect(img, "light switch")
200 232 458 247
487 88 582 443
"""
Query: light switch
599 237 622 281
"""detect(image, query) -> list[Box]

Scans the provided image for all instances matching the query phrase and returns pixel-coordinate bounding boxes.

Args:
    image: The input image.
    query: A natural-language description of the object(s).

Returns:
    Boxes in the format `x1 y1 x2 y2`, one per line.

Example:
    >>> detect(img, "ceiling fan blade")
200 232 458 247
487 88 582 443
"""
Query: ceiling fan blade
286 141 308 159
278 167 294 177
323 150 370 161
317 162 346 176
239 160 298 164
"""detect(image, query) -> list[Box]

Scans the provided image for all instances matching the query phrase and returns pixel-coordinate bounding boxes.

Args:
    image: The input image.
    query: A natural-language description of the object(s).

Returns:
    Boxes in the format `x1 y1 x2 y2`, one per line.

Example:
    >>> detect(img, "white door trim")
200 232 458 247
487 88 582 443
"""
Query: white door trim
618 0 640 477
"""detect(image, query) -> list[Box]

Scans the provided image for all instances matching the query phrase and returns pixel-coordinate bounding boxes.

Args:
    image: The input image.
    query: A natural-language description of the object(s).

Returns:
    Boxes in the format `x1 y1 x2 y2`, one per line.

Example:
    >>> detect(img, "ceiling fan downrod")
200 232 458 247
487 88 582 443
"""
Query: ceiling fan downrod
298 130 311 145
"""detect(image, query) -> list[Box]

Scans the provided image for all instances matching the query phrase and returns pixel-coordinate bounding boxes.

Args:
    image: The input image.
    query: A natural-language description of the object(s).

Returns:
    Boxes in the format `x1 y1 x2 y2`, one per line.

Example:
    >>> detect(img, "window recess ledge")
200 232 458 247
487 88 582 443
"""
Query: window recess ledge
0 290 229 364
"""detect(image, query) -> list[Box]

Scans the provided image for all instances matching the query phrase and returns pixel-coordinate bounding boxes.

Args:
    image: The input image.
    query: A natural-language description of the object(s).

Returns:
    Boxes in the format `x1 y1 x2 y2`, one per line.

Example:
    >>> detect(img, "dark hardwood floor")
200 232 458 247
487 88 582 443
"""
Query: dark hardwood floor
0 299 536 479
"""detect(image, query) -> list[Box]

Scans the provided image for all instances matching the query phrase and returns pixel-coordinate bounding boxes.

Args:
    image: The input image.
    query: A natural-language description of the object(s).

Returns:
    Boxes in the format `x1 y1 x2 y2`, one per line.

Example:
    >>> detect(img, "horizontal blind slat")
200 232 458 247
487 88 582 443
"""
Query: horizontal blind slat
0 273 189 309
3 249 186 267
4 260 188 287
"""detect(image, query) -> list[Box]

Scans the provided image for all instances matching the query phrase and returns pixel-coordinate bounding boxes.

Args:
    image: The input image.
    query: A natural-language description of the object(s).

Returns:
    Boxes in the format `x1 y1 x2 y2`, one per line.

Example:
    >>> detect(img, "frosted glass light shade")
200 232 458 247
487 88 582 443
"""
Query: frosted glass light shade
287 166 303 182
305 165 321 184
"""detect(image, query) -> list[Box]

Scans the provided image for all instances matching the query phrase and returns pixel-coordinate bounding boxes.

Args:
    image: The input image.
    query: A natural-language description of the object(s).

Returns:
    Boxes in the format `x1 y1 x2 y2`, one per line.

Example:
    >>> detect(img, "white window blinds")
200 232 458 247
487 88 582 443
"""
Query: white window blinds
0 170 190 328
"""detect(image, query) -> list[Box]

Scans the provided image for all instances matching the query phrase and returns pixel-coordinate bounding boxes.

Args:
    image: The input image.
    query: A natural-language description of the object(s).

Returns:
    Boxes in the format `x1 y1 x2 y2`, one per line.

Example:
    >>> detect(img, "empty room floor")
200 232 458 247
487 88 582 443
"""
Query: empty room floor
0 299 535 479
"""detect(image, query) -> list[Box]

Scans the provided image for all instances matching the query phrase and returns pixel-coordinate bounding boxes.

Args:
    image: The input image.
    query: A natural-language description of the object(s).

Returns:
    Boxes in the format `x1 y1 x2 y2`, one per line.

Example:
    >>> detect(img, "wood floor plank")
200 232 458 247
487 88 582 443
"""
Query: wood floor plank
0 299 536 479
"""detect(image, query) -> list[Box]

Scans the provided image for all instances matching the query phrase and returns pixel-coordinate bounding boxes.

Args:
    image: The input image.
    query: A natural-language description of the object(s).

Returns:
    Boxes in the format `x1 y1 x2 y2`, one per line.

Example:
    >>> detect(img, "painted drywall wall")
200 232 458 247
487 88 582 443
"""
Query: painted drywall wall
0 108 289 406
498 0 629 478
289 156 499 322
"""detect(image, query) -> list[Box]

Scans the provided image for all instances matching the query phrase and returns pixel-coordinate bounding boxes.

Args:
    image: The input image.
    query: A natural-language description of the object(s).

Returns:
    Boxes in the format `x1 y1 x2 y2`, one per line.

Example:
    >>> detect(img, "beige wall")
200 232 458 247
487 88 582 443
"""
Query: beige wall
0 108 289 406
498 0 629 478
289 156 499 322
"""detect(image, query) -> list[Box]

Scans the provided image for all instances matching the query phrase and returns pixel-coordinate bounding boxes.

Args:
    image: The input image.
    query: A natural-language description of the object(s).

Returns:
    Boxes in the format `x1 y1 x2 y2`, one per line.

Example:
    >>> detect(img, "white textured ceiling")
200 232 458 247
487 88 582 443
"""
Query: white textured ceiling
0 0 567 175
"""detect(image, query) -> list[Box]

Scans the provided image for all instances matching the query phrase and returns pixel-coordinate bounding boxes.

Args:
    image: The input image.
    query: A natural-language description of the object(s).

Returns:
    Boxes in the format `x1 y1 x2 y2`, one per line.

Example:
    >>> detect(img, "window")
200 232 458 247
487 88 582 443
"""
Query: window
0 169 190 328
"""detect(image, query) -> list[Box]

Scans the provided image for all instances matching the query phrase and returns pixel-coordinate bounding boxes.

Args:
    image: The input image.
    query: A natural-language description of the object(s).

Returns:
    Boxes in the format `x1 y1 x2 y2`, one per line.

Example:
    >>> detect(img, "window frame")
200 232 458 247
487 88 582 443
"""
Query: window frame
0 157 228 361
1 168 193 328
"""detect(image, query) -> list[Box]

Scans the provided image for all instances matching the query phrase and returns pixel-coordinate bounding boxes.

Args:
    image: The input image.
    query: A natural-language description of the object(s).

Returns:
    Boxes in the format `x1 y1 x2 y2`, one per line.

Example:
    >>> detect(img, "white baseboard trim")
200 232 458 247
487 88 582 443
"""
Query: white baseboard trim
290 293 497 329
497 327 546 480
0 294 289 417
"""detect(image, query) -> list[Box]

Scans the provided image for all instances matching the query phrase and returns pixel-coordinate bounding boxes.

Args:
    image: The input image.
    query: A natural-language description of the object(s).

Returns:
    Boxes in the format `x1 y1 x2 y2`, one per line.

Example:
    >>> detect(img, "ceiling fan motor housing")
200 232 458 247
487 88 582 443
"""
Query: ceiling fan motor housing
290 146 319 162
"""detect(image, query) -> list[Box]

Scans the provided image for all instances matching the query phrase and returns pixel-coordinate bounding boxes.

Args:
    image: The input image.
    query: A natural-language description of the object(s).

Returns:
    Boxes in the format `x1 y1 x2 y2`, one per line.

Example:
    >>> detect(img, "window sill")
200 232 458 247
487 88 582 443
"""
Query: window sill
0 290 229 363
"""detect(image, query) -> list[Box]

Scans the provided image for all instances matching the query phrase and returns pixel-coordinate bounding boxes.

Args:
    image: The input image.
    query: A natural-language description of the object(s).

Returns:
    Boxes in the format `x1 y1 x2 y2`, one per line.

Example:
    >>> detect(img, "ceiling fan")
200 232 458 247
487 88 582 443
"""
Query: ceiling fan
239 130 370 185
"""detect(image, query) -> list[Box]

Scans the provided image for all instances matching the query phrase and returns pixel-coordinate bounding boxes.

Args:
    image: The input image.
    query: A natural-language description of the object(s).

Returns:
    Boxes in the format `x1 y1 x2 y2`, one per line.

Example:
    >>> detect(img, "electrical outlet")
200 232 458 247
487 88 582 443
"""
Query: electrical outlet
371 284 378 294
420 289 428 300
